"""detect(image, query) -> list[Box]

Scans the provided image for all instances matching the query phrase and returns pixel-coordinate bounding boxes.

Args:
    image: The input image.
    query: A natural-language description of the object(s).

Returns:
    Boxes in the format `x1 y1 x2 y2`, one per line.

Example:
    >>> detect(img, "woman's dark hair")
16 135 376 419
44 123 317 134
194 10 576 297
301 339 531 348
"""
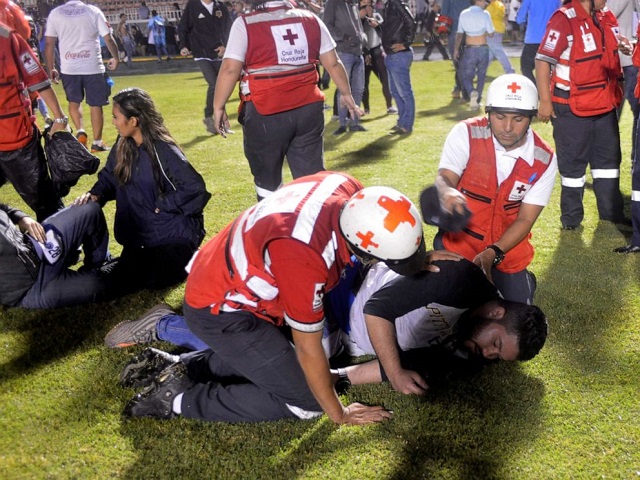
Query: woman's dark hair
112 87 178 185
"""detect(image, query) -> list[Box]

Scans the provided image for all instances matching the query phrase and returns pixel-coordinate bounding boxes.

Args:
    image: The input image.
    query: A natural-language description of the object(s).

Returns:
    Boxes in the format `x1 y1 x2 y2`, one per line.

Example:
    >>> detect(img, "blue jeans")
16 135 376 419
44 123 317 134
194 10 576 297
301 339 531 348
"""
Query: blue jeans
487 33 514 74
459 45 490 101
384 49 415 131
158 313 209 351
20 202 109 308
336 51 365 127
197 59 222 118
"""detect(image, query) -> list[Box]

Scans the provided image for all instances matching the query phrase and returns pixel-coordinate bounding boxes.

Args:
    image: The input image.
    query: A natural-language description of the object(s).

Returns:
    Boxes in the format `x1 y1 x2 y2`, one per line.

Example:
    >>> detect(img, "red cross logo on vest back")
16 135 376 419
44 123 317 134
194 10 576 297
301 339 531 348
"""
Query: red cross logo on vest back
507 82 521 94
282 29 299 45
378 196 416 232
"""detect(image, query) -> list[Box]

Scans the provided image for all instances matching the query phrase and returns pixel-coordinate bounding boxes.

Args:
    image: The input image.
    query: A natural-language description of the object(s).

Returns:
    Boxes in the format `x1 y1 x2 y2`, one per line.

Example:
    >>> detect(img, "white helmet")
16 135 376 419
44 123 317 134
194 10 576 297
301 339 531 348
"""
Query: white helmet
485 73 538 116
339 186 427 276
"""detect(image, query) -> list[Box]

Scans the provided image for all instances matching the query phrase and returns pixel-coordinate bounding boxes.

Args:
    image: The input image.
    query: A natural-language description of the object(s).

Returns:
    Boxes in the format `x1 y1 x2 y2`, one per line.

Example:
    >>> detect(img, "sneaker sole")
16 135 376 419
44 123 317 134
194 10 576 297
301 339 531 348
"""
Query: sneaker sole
104 304 174 348
76 132 88 147
119 347 178 388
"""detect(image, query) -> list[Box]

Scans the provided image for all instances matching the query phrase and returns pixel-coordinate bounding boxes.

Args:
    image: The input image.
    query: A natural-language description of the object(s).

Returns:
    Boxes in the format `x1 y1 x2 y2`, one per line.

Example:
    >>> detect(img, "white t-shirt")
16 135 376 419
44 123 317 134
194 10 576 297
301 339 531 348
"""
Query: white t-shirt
45 1 111 74
439 121 557 206
343 263 467 356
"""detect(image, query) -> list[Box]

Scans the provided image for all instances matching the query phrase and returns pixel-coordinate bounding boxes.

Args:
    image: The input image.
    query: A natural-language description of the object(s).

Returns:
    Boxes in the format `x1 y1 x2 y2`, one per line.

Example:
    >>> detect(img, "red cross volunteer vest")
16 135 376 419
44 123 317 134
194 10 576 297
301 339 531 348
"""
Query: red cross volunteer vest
240 6 324 115
0 24 42 151
185 171 362 325
549 3 622 116
442 118 554 273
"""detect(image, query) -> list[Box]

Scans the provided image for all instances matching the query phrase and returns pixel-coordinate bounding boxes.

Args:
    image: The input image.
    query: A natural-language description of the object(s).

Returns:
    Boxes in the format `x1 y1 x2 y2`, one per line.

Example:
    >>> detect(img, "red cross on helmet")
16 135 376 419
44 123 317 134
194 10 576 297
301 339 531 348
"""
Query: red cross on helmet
339 186 427 276
485 73 538 117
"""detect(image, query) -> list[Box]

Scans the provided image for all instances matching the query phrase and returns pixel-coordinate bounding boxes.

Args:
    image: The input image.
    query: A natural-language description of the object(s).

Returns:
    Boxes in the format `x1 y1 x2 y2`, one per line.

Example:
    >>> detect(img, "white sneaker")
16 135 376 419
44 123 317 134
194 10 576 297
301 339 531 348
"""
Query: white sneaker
469 90 479 110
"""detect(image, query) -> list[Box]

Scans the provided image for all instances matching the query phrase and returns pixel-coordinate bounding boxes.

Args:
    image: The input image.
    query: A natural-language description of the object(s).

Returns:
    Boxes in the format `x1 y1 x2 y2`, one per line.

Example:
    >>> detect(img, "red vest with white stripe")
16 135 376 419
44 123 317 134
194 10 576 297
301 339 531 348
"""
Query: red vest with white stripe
185 171 362 325
241 6 324 115
442 118 553 273
550 4 622 116
0 25 36 151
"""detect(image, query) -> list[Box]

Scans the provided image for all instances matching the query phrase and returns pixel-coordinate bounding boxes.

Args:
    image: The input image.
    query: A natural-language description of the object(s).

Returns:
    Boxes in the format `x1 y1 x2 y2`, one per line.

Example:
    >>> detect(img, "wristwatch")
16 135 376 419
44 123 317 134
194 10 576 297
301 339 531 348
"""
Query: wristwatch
53 116 68 126
485 244 505 265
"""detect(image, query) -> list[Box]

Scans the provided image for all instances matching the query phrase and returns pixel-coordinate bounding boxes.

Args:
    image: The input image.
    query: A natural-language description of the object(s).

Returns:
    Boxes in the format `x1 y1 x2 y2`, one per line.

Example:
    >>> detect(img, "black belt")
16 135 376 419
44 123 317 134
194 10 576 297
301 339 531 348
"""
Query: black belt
465 44 488 48
553 87 570 99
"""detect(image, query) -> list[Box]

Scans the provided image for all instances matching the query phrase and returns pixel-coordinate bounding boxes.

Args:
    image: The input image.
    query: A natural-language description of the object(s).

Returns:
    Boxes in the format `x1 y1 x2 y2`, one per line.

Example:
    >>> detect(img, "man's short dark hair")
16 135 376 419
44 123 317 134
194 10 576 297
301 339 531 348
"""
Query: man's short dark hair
501 300 548 361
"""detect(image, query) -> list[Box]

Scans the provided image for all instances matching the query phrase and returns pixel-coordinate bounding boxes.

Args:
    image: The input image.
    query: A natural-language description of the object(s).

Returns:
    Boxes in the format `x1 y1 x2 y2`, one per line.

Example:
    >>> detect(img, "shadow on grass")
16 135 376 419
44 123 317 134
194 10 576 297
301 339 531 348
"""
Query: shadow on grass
0 290 169 385
326 134 405 170
112 362 543 479
538 220 635 376
385 363 545 479
418 100 482 123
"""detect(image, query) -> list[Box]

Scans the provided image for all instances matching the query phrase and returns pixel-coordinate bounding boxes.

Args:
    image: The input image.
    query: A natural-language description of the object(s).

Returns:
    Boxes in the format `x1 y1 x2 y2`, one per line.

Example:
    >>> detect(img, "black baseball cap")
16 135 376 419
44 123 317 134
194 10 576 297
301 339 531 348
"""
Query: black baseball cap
419 185 472 232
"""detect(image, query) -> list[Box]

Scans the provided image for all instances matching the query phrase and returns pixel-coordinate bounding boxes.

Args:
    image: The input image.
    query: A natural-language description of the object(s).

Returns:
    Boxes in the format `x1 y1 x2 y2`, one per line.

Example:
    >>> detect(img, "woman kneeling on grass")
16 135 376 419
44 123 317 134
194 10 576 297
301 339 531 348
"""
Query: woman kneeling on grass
74 88 211 296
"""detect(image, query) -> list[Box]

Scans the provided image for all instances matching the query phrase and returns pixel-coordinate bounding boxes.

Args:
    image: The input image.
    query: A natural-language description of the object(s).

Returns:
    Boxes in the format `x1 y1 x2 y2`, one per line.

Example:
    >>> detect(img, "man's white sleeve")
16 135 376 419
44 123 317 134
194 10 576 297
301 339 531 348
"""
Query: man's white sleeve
438 122 471 177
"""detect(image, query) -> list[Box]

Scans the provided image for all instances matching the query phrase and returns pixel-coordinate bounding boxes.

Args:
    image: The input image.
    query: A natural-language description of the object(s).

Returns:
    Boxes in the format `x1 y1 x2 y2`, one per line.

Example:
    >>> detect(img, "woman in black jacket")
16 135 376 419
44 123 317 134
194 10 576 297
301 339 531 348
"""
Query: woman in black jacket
75 88 211 297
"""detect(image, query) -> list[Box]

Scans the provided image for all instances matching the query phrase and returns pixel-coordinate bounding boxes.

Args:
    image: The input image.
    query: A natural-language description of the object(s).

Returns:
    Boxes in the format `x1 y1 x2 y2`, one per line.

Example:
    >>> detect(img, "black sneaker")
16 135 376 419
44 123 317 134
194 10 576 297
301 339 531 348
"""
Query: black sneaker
333 125 347 135
104 303 174 348
614 244 640 254
120 347 180 389
123 362 194 419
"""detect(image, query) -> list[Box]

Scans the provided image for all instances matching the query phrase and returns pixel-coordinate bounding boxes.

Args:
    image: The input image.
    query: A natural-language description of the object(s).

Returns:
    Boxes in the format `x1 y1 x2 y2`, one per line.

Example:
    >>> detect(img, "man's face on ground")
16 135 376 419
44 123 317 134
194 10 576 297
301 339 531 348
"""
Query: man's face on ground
489 111 530 151
463 321 519 361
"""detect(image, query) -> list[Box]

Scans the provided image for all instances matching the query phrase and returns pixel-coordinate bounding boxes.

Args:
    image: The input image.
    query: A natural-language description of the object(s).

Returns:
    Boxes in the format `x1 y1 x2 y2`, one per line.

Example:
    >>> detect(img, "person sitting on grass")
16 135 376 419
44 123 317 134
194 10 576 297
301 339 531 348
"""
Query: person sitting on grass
73 88 211 298
107 258 548 399
0 201 111 309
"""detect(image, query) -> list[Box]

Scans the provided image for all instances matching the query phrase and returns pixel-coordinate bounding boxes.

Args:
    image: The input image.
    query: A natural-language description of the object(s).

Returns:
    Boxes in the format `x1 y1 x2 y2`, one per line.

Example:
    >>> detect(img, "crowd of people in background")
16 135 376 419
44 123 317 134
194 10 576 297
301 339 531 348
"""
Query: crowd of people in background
2 0 640 427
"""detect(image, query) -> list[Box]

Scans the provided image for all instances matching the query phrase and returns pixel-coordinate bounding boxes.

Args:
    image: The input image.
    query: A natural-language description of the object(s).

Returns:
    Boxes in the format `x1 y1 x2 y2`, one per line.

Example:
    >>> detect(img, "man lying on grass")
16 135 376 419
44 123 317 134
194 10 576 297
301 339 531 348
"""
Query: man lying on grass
108 257 548 420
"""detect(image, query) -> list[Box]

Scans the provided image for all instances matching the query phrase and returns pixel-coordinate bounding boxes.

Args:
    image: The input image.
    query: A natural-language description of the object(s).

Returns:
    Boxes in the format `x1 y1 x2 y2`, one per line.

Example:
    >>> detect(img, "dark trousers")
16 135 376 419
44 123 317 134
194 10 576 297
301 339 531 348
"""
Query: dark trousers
241 101 325 199
104 242 195 297
551 104 625 227
181 305 322 423
20 202 109 308
0 129 63 222
620 65 640 160
196 59 222 119
630 113 640 246
433 232 536 304
424 34 449 60
363 46 393 111
447 31 463 94
520 43 539 84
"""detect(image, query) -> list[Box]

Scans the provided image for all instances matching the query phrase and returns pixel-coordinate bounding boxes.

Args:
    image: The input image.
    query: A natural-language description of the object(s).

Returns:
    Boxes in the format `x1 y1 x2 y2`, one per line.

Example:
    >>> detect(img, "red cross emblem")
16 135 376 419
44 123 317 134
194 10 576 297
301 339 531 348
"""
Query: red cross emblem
22 54 32 65
516 184 528 194
378 196 416 232
282 28 299 45
507 82 521 94
548 31 558 42
356 230 379 249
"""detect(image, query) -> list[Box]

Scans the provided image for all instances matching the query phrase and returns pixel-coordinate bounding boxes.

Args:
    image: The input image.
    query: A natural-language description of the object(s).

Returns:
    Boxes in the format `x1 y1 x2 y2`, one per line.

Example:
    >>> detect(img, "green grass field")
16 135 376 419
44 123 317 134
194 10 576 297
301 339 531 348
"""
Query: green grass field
1 59 639 479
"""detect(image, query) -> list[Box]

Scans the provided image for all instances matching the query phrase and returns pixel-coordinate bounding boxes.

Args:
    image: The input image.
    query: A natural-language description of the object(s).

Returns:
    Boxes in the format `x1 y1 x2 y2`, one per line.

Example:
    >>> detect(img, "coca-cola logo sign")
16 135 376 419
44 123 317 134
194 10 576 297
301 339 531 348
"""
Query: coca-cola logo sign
64 50 91 60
